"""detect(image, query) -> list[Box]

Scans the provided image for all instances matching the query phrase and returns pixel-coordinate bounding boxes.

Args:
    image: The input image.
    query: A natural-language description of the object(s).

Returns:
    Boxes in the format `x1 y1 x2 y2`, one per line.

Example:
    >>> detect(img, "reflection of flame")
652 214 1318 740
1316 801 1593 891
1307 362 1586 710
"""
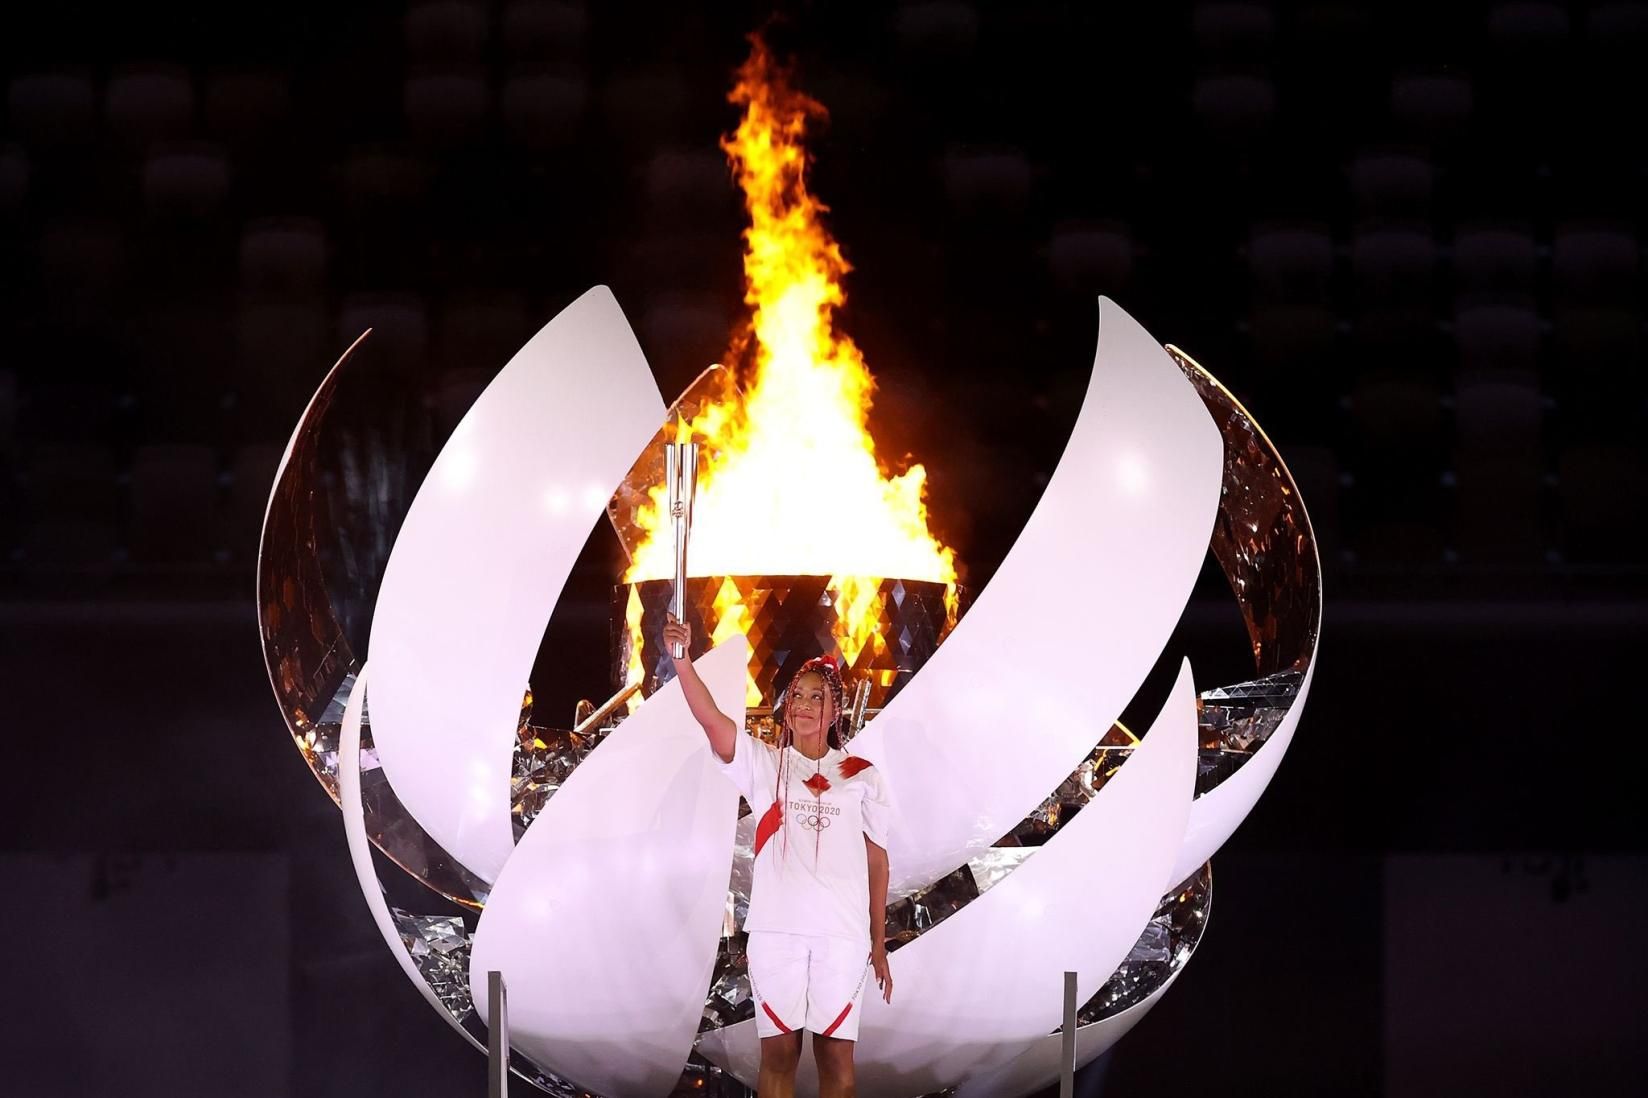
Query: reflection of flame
624 35 957 600
623 585 645 712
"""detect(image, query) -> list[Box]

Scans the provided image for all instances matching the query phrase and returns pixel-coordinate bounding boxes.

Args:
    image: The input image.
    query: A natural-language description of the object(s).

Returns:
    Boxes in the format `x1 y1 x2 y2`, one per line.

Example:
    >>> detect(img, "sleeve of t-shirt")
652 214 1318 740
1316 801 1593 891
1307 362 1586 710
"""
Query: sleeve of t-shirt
713 731 767 805
860 765 894 850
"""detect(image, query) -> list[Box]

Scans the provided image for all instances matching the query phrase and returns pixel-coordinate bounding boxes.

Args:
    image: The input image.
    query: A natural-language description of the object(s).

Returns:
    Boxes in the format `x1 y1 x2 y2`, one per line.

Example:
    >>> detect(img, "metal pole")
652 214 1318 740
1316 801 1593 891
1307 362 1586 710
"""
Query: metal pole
571 680 643 736
1059 970 1077 1098
667 439 699 659
488 970 509 1098
666 442 680 636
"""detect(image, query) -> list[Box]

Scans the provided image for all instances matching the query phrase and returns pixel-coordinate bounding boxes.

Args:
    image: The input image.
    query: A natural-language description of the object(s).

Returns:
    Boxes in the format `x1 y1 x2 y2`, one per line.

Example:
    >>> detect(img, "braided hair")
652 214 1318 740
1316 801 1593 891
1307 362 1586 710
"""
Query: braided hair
777 654 847 750
770 654 849 860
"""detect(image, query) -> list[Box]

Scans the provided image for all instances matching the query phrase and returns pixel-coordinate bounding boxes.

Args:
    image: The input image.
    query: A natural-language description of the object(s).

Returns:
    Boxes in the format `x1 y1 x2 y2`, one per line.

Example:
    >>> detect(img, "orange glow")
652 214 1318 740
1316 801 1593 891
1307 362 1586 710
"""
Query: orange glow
709 577 765 707
833 575 882 669
623 35 957 598
622 584 646 713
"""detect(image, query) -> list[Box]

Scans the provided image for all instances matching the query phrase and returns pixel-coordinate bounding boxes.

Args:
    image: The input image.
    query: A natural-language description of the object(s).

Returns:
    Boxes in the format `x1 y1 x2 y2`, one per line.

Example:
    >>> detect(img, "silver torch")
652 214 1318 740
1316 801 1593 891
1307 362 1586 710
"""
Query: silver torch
665 435 699 659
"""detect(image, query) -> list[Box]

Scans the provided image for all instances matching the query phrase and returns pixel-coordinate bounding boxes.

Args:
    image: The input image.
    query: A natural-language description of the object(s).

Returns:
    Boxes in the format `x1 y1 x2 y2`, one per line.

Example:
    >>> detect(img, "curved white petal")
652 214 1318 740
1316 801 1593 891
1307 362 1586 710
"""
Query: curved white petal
952 966 1187 1098
699 658 1199 1096
336 663 487 1056
469 639 749 1097
367 286 667 883
849 297 1224 897
1171 656 1318 885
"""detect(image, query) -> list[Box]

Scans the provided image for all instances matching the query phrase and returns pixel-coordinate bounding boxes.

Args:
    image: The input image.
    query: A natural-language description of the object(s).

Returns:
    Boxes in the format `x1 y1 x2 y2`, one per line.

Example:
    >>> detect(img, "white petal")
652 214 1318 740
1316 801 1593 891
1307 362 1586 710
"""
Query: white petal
336 664 487 1054
470 639 749 1097
367 286 667 883
850 297 1224 897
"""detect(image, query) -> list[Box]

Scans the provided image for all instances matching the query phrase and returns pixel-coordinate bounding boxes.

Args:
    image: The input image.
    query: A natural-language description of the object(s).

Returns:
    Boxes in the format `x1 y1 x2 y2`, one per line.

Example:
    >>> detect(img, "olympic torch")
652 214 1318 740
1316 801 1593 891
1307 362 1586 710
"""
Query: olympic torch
666 434 699 659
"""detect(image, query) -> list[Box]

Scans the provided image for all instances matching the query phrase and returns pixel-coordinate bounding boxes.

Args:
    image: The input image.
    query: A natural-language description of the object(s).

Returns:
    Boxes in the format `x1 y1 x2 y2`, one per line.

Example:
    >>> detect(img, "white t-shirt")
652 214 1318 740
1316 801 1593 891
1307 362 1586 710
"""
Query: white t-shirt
715 733 894 943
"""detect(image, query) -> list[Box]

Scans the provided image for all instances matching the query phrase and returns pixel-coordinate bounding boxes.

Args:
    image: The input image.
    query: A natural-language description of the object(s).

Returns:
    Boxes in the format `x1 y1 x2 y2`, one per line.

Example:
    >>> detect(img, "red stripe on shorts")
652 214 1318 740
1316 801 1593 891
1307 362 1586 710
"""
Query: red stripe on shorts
821 1002 853 1037
752 800 783 857
761 1001 793 1033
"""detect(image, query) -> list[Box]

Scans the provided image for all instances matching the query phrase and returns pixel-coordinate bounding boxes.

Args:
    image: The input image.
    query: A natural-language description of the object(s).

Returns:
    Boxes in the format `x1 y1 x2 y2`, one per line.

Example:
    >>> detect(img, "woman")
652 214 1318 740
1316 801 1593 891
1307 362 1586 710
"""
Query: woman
664 613 893 1098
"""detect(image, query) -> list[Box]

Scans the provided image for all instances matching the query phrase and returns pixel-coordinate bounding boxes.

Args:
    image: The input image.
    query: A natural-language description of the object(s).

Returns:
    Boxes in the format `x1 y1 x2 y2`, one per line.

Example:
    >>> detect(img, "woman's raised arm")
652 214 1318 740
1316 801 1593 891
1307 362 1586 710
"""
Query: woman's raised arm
663 613 739 762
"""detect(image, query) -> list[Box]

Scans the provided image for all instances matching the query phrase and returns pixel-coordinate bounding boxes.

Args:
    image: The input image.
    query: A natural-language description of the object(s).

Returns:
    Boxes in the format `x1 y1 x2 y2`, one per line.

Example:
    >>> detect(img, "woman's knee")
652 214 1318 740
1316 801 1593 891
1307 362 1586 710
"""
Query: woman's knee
760 1032 803 1073
812 1033 855 1080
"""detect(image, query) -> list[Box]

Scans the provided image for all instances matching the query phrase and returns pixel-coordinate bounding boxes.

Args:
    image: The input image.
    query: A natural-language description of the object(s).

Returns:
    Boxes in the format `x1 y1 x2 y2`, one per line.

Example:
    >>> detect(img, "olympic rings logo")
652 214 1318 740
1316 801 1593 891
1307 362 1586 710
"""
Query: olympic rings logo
796 812 832 831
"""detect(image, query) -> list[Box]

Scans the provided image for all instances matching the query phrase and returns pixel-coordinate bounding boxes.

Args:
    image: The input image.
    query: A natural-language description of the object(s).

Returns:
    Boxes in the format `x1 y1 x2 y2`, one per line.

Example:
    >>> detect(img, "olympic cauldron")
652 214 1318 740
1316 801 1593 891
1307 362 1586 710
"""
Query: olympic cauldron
258 288 1320 1098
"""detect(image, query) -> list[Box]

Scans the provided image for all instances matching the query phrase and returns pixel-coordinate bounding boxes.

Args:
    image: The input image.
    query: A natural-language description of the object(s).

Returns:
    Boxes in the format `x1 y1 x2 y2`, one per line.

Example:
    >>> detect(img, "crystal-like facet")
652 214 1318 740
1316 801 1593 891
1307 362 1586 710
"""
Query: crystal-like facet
390 908 475 1021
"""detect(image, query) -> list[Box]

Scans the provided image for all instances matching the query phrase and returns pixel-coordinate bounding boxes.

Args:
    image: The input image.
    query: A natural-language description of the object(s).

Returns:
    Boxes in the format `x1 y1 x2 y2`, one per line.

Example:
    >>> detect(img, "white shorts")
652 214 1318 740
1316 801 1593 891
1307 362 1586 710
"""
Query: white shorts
747 930 871 1041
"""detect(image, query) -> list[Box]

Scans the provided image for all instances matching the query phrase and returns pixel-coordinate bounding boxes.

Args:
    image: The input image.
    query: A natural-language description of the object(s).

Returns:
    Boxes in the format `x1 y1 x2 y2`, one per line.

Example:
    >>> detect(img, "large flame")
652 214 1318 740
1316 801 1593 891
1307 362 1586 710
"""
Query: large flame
623 36 957 592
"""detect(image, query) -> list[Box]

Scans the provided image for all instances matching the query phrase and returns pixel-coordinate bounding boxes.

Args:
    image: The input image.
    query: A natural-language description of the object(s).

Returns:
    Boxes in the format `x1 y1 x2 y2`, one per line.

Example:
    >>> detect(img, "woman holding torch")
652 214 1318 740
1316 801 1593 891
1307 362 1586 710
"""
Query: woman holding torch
664 612 894 1098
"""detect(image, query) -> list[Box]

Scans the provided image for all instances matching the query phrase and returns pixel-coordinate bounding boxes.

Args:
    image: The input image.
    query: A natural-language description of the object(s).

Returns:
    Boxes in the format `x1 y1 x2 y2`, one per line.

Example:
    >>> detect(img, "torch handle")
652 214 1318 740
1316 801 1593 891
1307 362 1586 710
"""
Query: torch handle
667 441 698 660
670 516 687 658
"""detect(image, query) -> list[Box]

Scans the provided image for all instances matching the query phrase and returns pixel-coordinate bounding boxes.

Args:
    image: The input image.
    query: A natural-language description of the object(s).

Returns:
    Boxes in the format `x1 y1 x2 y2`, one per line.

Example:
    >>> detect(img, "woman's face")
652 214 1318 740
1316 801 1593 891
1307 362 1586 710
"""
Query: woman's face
787 671 835 737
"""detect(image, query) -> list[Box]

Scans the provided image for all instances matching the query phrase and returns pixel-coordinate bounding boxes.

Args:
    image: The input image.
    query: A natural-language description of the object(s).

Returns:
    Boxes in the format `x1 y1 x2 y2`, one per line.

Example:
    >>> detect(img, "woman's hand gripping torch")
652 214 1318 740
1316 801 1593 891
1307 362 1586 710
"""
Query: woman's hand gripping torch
666 436 699 660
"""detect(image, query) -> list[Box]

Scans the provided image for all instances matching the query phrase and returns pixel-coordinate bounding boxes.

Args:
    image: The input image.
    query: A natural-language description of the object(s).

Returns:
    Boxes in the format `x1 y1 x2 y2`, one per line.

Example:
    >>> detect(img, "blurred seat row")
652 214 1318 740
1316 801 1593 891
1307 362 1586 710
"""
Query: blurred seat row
3 0 1646 585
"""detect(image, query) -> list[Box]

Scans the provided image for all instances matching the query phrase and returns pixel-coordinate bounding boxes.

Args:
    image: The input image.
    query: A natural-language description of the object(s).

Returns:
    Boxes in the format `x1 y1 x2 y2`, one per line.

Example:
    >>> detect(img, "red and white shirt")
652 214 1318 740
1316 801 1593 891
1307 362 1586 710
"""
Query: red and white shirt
716 734 894 943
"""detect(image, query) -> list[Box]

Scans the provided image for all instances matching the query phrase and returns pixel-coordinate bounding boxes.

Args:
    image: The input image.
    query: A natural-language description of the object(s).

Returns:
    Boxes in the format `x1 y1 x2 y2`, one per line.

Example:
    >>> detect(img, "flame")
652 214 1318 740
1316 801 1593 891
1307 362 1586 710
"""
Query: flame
833 575 883 669
623 35 957 591
622 584 645 713
709 578 765 707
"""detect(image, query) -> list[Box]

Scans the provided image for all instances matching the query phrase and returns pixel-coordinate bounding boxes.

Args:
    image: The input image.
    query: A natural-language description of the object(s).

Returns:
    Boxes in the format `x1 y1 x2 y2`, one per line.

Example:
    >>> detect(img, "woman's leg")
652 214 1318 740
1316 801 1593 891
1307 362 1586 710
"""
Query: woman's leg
749 932 807 1095
805 935 868 1097
757 1032 803 1097
812 1033 855 1098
